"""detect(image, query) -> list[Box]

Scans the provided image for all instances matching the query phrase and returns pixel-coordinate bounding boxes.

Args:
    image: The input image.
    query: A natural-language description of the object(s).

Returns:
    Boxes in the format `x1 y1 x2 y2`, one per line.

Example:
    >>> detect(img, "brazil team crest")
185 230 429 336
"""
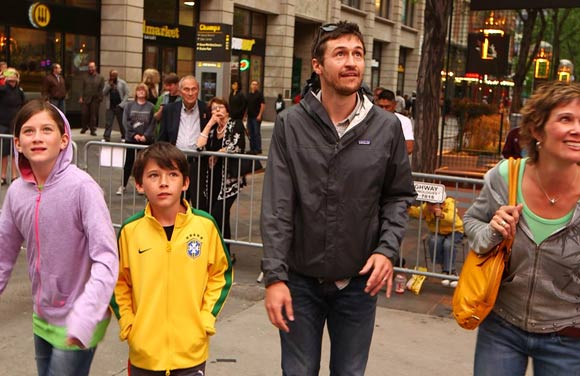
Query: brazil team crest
187 240 202 259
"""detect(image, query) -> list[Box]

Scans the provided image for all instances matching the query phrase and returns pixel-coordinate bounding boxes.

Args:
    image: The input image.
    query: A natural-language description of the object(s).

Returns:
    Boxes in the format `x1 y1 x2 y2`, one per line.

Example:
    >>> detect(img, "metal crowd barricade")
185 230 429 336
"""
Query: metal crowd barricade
0 134 77 209
4 134 488 284
82 141 267 252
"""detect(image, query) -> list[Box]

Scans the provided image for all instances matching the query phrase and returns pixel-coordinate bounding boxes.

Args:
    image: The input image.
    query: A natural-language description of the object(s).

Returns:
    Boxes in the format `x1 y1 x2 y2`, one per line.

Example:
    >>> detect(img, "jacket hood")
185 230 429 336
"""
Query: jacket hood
16 105 73 186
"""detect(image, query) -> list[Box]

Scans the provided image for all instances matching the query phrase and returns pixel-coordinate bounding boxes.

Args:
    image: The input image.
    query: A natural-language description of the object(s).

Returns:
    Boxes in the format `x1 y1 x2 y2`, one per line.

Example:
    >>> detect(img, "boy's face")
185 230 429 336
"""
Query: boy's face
14 111 68 169
136 159 189 211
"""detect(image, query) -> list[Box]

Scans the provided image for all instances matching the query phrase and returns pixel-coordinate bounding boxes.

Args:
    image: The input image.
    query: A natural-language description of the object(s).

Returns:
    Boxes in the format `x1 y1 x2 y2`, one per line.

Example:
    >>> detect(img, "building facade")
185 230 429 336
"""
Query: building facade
1 0 426 121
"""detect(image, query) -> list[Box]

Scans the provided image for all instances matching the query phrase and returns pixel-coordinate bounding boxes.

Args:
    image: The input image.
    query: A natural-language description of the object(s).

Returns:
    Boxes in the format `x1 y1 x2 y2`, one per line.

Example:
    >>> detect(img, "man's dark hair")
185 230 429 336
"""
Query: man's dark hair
163 72 179 85
311 21 365 62
378 89 395 102
133 142 189 185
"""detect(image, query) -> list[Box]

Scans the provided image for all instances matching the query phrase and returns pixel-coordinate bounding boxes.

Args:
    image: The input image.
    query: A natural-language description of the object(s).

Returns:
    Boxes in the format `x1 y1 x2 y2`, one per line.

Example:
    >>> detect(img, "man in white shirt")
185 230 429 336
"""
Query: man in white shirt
377 89 414 155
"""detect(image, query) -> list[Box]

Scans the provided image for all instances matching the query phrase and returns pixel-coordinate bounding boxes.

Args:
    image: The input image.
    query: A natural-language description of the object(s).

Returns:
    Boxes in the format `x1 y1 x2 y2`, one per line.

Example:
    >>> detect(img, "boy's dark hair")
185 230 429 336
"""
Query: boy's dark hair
163 72 179 85
311 21 365 62
132 142 189 185
13 99 66 137
378 89 396 102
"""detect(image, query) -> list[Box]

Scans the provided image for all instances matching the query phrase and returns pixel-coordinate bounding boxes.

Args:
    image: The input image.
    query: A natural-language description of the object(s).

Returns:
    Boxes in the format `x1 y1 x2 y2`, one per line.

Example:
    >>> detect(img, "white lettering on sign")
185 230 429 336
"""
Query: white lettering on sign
413 182 446 203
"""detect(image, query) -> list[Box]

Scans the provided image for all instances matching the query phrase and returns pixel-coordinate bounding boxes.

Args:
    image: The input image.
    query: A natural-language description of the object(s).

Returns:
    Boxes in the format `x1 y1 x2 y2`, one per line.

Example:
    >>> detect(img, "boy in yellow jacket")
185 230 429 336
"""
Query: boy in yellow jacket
409 197 463 287
111 142 233 375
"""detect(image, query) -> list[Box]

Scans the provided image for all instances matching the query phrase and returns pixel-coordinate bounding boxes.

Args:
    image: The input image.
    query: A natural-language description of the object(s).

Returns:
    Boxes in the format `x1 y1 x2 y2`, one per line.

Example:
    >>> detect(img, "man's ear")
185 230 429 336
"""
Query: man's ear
312 58 322 75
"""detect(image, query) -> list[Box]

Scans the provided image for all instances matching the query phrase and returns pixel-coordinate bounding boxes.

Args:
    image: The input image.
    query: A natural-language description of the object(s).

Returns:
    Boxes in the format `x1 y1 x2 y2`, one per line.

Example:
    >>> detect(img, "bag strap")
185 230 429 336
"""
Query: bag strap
504 157 521 255
507 157 521 206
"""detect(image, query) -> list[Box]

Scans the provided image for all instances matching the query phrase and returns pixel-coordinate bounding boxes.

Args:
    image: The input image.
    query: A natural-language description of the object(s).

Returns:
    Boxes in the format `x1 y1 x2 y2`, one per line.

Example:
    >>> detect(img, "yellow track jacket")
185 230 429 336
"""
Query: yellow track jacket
111 201 233 371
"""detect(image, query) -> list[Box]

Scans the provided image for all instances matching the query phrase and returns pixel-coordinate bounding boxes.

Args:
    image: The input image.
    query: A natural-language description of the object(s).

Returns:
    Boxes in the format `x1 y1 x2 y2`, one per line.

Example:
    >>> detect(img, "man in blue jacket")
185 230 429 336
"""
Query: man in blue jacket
261 21 416 375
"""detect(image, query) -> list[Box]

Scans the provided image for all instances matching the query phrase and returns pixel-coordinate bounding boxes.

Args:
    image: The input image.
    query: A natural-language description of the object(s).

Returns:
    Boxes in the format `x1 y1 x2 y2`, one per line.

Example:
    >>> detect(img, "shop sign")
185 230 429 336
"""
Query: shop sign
232 37 256 52
29 2 51 28
143 21 180 40
240 59 250 71
196 23 232 62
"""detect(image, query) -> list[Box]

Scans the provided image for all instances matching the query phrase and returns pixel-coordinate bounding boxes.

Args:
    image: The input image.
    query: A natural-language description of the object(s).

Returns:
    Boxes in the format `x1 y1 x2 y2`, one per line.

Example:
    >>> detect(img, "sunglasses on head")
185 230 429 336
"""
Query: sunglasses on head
312 23 338 57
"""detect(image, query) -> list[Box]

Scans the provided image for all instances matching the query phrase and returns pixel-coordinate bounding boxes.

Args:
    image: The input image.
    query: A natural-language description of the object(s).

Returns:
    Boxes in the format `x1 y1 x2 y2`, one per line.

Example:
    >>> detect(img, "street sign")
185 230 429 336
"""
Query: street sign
414 182 446 203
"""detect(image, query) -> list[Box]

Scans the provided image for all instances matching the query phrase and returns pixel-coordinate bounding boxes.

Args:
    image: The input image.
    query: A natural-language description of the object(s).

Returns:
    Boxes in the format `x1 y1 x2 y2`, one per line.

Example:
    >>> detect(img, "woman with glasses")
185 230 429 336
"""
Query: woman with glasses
196 97 246 250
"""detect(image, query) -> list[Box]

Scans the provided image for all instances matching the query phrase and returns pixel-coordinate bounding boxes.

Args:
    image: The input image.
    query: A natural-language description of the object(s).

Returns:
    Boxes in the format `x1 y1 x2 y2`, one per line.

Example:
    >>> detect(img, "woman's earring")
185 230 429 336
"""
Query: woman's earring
536 140 542 150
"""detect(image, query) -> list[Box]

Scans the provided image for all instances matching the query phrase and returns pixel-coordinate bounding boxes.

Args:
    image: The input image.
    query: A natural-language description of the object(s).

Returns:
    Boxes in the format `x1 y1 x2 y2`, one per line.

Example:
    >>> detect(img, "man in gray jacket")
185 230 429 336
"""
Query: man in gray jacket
102 69 129 141
261 21 415 375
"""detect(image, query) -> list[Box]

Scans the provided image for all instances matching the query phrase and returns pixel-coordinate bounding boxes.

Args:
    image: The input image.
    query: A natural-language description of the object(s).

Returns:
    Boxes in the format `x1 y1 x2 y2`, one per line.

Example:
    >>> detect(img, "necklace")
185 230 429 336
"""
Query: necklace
217 125 226 135
535 166 578 205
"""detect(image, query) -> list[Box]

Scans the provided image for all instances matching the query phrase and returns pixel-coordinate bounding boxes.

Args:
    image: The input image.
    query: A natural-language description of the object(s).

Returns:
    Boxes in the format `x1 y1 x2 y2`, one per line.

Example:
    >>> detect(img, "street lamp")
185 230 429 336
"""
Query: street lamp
558 59 574 83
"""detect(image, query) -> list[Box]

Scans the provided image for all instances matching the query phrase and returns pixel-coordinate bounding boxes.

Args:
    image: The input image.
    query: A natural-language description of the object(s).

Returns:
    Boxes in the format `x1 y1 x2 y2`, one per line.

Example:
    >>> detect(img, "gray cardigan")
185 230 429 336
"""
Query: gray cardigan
464 160 580 333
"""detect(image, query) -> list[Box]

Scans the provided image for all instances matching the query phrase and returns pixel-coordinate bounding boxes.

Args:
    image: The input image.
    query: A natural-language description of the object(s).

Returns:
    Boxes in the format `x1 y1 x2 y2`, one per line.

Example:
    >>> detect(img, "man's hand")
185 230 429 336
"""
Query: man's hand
359 253 394 298
264 281 294 333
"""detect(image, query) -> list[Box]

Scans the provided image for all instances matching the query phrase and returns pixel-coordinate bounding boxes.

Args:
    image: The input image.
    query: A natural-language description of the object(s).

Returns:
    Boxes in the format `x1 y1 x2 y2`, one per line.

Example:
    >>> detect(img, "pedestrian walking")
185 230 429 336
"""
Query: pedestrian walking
261 21 415 375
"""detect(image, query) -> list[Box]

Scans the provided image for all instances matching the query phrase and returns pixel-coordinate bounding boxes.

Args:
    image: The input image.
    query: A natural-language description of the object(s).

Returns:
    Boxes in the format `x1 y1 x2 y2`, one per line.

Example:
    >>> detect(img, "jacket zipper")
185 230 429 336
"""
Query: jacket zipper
523 243 541 329
166 239 172 375
34 192 42 316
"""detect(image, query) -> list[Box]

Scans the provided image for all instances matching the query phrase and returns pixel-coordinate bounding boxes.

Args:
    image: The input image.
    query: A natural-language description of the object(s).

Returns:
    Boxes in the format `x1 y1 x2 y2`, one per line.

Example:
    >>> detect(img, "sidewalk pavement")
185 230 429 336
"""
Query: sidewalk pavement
84 296 477 376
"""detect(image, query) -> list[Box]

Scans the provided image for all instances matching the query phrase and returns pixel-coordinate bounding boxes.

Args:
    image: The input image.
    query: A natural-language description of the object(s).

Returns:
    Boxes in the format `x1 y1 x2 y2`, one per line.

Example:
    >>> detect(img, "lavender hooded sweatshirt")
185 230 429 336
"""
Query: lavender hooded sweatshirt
0 106 118 348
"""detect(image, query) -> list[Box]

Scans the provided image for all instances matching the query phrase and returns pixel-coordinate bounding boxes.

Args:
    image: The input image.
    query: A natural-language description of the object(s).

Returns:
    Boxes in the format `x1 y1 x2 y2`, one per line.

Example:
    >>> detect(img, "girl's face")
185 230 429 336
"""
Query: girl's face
136 88 147 100
14 110 68 168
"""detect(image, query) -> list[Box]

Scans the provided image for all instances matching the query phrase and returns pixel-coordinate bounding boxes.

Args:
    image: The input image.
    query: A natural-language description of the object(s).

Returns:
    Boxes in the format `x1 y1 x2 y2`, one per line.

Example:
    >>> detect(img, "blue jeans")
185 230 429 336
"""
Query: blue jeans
247 117 262 152
474 312 580 376
280 272 377 376
34 335 96 376
428 232 463 273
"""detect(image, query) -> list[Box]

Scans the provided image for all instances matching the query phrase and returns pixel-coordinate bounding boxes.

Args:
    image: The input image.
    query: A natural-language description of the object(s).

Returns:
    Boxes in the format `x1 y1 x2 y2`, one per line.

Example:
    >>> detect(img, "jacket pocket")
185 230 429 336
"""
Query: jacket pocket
39 274 70 309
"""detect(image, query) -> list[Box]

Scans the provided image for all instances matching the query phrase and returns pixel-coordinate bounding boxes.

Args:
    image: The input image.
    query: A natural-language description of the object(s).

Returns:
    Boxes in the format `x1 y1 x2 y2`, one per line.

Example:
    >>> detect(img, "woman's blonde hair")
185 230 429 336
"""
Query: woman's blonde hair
142 68 160 98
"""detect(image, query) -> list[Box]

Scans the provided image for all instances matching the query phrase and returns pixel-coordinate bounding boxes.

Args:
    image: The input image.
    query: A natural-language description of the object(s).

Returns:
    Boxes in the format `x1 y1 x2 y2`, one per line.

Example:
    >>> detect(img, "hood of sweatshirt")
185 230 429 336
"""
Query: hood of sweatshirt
16 105 73 186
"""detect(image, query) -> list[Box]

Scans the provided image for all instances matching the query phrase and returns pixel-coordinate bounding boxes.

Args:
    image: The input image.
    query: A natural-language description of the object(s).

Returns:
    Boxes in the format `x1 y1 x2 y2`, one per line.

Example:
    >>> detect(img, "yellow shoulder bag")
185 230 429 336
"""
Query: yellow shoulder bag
452 157 520 330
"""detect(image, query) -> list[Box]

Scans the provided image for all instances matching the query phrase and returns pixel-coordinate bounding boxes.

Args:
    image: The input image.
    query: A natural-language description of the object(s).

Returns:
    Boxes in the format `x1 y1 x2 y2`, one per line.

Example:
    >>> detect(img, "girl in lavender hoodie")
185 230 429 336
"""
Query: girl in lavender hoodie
0 99 118 375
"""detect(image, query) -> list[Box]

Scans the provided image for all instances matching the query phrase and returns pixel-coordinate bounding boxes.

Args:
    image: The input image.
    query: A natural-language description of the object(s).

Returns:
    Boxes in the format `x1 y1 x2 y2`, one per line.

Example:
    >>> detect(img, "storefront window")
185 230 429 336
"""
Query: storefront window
233 8 251 37
10 28 63 93
64 33 98 112
252 13 266 39
179 1 197 26
145 0 177 25
177 46 194 78
0 25 9 63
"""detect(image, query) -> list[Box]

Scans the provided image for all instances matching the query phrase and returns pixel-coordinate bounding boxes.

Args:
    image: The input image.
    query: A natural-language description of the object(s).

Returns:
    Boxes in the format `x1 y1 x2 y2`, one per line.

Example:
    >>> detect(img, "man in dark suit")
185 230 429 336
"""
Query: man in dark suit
158 75 209 209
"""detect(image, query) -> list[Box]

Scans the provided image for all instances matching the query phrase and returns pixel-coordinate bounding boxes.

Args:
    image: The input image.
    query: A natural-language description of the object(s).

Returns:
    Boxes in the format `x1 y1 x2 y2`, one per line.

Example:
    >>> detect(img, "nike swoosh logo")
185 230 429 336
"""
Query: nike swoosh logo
138 248 152 254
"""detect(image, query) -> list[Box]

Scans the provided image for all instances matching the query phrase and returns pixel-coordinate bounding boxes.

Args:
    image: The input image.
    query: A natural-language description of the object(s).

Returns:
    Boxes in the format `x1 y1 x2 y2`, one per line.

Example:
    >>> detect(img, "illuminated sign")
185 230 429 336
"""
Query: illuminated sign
143 21 180 39
29 2 51 28
196 23 232 62
240 59 250 71
232 37 256 52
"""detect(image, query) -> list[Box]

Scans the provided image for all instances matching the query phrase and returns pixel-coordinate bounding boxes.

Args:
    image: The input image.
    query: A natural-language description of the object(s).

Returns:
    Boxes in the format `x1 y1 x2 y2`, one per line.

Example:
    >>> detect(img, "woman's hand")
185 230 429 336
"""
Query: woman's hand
490 204 523 239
